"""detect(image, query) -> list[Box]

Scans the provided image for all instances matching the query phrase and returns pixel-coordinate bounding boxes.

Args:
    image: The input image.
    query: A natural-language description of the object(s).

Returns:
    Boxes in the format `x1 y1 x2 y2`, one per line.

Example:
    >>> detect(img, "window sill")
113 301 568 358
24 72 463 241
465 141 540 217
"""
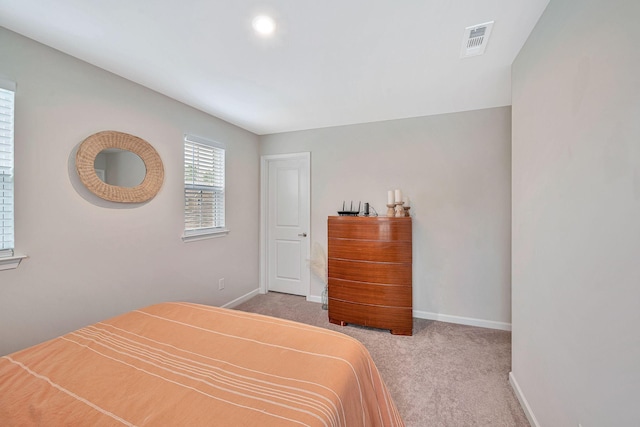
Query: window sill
182 229 230 243
0 254 28 271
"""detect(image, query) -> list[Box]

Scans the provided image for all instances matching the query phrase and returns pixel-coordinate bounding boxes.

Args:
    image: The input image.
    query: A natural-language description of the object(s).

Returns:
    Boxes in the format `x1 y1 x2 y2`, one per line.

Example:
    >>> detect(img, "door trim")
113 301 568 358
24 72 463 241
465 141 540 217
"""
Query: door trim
259 152 311 297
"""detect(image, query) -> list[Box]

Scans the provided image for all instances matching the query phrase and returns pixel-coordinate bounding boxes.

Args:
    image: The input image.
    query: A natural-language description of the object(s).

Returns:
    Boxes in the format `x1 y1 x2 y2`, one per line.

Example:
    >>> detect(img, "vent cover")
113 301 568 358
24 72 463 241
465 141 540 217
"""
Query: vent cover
460 21 494 58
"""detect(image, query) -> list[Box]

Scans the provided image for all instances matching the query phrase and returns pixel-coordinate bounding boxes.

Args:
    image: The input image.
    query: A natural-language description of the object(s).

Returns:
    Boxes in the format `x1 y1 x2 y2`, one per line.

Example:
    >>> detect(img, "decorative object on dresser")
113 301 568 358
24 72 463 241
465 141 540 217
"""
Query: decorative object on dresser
403 197 411 217
394 200 405 217
327 216 413 335
386 203 395 217
387 189 411 217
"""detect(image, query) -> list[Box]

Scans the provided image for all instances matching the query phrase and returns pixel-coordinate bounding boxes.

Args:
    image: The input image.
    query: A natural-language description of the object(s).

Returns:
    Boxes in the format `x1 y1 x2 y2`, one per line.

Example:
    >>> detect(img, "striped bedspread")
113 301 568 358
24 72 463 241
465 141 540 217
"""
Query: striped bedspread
0 302 403 426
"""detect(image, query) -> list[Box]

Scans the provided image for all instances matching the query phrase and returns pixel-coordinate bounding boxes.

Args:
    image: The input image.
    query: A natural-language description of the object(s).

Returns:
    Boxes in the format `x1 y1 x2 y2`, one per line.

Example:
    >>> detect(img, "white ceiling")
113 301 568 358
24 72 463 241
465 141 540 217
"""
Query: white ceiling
0 0 549 135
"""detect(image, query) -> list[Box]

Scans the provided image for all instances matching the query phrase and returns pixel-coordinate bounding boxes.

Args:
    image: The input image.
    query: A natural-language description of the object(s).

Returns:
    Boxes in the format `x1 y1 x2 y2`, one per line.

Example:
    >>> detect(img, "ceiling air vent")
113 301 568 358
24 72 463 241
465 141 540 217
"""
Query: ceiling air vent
460 21 494 58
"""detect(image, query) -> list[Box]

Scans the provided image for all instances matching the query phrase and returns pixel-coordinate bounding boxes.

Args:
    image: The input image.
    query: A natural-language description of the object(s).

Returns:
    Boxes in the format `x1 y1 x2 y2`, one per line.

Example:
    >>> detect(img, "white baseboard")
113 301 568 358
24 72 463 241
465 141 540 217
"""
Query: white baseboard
509 372 540 427
306 294 322 304
221 288 261 309
412 309 512 331
232 291 511 331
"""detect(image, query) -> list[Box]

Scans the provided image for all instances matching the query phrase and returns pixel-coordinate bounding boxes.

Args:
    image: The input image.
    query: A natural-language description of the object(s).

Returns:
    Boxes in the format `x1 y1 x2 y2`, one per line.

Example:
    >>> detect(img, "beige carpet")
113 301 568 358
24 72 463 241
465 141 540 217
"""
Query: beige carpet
235 292 529 427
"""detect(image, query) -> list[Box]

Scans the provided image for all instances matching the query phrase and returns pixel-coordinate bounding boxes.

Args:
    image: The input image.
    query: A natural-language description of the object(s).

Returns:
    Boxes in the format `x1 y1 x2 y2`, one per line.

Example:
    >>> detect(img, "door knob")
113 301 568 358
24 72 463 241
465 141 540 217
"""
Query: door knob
298 232 307 237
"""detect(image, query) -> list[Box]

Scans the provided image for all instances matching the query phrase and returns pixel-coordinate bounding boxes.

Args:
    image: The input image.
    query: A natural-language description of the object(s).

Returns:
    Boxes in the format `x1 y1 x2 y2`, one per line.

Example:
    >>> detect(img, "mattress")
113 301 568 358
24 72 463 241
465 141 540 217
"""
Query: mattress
0 302 403 426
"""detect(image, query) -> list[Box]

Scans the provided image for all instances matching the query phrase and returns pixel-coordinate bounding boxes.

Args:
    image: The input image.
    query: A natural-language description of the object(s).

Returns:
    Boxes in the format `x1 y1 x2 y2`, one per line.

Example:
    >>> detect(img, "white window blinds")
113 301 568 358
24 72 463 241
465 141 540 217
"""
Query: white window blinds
0 82 15 258
184 135 226 237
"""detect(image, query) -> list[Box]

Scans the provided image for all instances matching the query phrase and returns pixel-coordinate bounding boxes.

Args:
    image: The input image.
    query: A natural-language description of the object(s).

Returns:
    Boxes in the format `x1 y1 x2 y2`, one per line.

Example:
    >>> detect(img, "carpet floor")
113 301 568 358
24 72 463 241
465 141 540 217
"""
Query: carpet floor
234 292 529 427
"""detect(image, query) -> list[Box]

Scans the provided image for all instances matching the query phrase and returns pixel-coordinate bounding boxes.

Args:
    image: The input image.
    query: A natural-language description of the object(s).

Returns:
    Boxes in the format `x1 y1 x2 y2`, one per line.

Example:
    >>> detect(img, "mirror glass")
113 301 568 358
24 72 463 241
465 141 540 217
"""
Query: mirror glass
94 148 146 187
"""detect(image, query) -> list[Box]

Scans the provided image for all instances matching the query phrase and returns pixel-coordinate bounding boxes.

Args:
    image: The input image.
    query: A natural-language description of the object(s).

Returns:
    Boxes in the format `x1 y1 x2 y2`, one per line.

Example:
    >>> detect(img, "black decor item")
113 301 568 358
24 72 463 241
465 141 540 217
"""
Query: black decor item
338 200 360 216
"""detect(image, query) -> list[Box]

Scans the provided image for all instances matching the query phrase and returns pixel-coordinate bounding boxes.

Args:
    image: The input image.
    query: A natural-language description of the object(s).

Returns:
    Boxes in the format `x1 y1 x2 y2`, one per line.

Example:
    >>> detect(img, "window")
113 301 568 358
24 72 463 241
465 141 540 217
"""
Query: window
183 135 227 241
0 81 15 259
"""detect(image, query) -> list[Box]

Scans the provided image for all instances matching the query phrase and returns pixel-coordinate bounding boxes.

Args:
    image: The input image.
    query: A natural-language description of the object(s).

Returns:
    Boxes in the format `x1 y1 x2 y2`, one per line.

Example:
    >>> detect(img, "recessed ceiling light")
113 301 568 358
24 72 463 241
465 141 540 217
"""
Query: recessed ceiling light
252 15 276 36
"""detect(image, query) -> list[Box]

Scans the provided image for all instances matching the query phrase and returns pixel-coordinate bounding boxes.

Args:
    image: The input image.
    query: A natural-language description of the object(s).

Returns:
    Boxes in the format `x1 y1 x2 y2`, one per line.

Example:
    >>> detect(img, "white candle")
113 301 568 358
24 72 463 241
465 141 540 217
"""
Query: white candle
395 189 402 204
387 190 394 205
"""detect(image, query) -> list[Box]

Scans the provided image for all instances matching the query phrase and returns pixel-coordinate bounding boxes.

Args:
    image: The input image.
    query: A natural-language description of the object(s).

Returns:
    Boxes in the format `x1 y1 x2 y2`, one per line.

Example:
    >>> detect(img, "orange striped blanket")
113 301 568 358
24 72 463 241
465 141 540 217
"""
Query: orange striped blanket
0 302 403 426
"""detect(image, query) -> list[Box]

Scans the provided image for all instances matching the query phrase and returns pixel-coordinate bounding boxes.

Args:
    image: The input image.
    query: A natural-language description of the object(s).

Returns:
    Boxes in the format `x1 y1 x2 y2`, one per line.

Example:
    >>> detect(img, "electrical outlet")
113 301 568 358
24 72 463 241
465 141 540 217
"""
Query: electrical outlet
218 278 225 290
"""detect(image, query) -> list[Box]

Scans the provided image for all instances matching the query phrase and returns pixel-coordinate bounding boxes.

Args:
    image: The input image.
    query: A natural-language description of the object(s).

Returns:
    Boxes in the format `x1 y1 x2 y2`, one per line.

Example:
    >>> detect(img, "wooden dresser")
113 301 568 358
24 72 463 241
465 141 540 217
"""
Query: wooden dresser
327 216 412 335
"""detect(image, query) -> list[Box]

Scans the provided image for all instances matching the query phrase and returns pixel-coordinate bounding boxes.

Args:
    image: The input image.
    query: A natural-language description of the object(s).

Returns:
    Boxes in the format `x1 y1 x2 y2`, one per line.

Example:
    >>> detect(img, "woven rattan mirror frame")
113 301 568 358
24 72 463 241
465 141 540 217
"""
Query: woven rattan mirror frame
76 131 164 203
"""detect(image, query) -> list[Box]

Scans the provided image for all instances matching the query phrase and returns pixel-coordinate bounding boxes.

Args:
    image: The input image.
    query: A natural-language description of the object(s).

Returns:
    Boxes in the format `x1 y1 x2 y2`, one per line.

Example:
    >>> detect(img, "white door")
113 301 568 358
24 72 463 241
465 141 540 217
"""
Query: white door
261 153 310 296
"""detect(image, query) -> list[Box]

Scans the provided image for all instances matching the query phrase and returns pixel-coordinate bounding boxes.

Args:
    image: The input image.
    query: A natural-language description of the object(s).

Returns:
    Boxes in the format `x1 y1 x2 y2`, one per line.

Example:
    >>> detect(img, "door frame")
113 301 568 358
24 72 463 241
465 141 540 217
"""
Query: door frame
259 152 311 297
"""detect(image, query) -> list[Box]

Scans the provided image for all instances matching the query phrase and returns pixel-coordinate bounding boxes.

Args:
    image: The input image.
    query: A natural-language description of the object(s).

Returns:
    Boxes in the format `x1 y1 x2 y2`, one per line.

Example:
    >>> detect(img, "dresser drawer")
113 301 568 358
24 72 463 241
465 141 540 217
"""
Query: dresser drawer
329 278 411 308
328 299 412 336
328 217 411 241
328 238 411 263
328 258 411 285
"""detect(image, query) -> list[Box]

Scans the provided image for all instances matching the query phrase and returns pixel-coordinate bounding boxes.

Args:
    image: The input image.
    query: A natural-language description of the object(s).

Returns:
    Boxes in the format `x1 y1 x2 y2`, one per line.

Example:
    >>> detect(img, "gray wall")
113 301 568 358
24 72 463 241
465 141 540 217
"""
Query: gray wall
0 27 260 356
511 0 640 425
260 106 512 327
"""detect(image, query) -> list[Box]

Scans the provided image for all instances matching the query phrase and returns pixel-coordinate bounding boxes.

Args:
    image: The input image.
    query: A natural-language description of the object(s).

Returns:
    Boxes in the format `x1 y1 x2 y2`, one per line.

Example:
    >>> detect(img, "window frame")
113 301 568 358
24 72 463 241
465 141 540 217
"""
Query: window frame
0 78 26 271
0 79 16 259
182 134 228 242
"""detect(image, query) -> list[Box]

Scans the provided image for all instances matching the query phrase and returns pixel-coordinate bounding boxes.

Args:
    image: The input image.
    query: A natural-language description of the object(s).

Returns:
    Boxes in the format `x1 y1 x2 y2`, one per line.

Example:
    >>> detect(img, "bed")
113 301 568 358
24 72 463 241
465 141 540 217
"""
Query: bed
0 302 403 426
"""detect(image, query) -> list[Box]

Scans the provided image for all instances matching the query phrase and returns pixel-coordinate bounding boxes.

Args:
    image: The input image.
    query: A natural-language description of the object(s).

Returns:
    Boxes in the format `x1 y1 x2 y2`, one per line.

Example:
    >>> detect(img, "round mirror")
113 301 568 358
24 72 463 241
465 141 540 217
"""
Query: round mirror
94 148 146 187
76 131 164 203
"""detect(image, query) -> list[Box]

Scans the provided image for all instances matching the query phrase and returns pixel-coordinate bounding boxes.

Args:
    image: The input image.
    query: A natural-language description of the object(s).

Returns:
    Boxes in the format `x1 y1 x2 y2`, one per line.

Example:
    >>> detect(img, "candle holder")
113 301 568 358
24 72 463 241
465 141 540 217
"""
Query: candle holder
394 201 405 217
386 204 395 217
403 206 411 217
